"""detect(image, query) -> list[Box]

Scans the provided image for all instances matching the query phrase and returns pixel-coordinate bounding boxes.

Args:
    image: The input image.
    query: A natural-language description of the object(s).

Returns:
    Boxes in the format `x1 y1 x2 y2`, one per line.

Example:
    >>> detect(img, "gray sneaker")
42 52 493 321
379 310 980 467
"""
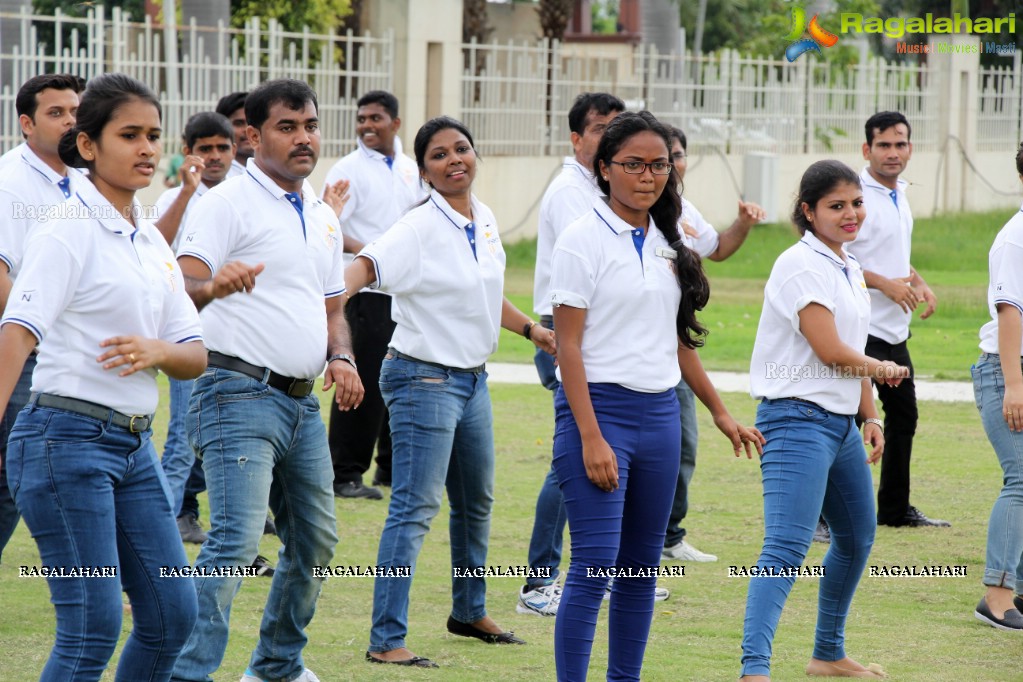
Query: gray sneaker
333 481 383 500
177 513 207 544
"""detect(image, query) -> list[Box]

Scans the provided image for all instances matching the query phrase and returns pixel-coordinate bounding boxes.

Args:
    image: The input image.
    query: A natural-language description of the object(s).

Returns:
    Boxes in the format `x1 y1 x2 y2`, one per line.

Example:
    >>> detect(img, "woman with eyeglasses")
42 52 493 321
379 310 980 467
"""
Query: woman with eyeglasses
548 111 763 681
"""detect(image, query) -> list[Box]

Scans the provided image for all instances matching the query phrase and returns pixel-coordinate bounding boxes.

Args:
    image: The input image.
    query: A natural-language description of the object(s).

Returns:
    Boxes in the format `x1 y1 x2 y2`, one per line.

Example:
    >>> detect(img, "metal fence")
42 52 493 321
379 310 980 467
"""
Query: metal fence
0 6 393 157
461 40 954 157
978 51 1023 153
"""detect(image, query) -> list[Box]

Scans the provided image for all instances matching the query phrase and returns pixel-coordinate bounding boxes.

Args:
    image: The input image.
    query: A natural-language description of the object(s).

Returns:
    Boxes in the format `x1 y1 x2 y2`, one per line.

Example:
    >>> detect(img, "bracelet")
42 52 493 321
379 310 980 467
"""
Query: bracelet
327 353 358 370
863 417 883 429
522 320 536 340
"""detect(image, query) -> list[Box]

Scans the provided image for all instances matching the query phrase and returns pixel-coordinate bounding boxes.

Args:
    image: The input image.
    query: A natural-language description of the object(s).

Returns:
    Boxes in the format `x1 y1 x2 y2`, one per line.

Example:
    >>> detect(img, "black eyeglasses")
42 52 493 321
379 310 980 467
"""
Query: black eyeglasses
609 160 673 175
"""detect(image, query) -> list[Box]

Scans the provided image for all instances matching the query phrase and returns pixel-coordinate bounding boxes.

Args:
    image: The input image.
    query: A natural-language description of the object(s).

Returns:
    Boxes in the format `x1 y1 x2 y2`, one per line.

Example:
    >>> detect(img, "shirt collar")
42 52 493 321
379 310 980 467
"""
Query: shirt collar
860 165 907 194
800 231 847 268
356 135 404 162
20 143 71 186
565 156 599 188
244 157 321 207
73 176 149 239
592 198 656 236
428 191 490 232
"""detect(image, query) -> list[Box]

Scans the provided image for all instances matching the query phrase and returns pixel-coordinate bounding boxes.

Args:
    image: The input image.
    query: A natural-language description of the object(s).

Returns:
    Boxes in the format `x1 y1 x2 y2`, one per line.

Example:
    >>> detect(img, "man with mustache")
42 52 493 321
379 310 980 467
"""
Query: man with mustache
320 90 425 501
170 79 363 682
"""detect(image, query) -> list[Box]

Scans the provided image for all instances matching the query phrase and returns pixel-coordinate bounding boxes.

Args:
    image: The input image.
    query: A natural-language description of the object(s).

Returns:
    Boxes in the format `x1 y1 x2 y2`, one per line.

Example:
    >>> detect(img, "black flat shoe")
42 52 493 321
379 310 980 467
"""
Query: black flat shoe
445 615 526 644
365 651 439 668
974 597 1023 631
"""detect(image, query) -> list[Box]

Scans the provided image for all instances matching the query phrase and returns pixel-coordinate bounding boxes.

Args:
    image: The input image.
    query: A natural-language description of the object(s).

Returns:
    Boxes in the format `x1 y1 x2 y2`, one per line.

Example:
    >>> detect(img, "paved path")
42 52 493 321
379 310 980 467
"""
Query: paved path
487 363 974 403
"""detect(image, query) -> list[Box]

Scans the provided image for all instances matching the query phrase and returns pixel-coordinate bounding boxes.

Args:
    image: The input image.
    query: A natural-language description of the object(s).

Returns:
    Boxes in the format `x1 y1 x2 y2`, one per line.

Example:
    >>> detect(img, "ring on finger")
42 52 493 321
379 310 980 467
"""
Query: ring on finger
128 353 136 363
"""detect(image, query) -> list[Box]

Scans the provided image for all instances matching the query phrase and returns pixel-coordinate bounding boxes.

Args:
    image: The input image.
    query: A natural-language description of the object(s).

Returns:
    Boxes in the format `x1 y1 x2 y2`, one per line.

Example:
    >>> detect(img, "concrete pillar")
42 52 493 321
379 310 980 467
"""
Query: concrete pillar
363 0 462 143
928 33 980 213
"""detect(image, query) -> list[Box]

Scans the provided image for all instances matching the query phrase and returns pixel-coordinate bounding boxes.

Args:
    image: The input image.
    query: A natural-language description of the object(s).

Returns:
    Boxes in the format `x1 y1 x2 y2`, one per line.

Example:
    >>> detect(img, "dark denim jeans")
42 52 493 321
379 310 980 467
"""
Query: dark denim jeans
0 353 34 562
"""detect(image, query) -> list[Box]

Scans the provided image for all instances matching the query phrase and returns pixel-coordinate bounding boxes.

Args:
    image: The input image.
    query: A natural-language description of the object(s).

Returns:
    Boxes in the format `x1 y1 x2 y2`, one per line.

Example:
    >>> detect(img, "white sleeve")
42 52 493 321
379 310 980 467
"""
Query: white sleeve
682 202 719 259
768 267 836 334
1 224 82 341
993 234 1023 314
360 219 422 296
0 188 34 275
548 186 597 241
549 230 595 309
152 235 203 344
175 192 239 274
321 208 346 298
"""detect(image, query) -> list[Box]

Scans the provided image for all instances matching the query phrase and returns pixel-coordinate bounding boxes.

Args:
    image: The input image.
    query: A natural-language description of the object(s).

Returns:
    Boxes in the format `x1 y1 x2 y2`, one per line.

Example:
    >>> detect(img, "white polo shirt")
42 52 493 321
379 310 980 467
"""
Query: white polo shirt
322 137 424 270
177 158 344 379
680 197 719 259
750 231 872 415
228 159 246 178
0 143 27 174
845 166 913 344
980 203 1023 355
533 157 603 316
154 180 210 251
549 199 682 393
359 192 505 369
2 179 201 415
0 145 83 279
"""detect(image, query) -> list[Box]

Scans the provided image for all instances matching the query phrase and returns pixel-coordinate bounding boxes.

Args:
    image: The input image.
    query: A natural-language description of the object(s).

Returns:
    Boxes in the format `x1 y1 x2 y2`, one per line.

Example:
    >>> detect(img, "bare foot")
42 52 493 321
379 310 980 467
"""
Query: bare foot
984 586 1018 619
367 647 422 663
740 676 770 681
806 657 886 678
469 615 505 634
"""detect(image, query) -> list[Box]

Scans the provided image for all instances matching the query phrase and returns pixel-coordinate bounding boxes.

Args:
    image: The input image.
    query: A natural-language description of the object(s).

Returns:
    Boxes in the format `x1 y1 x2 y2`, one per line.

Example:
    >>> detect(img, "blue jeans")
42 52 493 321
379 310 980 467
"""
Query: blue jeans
973 354 1023 590
552 383 680 682
7 402 197 681
161 377 194 517
171 369 337 682
0 353 34 562
526 316 567 587
180 456 206 520
369 355 495 652
664 379 699 547
741 399 876 678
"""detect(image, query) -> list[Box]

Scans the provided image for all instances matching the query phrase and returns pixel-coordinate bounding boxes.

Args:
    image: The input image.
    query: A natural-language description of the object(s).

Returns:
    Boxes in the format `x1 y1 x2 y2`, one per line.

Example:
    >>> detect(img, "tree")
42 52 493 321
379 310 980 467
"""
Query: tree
32 0 145 54
230 0 351 34
463 0 493 44
537 0 573 40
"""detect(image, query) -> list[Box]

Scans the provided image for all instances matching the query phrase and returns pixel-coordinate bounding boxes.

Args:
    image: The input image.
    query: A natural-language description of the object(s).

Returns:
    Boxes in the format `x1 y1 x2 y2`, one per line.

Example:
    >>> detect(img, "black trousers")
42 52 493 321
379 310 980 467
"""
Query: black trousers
329 293 395 485
864 335 918 522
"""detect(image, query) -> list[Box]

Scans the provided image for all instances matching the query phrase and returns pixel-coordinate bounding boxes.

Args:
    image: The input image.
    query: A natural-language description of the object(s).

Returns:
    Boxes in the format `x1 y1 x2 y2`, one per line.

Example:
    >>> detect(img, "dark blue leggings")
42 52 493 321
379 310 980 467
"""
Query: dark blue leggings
552 383 681 682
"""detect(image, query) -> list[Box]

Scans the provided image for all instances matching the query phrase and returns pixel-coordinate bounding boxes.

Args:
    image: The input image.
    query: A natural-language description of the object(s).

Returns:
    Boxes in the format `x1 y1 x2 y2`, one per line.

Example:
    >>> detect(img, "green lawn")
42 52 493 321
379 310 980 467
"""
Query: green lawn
0 382 1013 680
495 209 1011 380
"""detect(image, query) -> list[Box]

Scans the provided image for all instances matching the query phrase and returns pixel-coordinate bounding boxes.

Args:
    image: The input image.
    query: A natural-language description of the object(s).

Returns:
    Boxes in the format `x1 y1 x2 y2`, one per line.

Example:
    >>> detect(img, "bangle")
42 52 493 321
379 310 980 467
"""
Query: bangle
327 353 357 370
864 417 883 429
522 320 536 340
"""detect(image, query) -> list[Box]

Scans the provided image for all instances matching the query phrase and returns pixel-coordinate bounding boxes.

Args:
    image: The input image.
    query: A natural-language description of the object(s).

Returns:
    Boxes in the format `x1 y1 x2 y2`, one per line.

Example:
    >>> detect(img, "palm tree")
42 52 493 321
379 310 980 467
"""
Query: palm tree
536 0 573 40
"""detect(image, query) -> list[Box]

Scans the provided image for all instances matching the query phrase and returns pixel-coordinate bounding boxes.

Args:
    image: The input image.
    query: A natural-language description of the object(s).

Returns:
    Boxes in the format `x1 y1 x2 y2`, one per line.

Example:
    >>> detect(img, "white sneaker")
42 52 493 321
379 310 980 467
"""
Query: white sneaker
241 669 321 682
517 582 562 616
661 539 717 562
603 578 670 602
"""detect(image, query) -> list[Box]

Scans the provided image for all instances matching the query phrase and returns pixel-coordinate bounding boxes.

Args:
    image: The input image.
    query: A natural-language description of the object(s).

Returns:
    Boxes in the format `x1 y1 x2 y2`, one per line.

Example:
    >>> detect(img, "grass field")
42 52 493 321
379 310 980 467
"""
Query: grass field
0 382 1015 681
0 208 1018 680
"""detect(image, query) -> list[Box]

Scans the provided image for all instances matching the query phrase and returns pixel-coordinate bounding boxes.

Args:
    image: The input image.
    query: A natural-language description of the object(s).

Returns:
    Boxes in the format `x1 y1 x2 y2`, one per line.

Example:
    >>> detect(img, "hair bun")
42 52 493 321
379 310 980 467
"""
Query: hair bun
57 127 86 167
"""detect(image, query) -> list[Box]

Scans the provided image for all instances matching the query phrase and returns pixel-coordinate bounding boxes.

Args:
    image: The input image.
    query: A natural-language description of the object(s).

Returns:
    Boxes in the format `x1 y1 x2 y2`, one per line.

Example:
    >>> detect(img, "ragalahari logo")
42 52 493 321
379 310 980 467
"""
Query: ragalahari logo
784 6 839 61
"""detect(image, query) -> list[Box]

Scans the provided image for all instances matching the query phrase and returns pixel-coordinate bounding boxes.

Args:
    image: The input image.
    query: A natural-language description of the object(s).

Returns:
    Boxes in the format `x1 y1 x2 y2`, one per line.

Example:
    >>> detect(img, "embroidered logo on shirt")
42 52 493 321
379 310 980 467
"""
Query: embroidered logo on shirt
485 230 501 255
325 223 340 250
164 261 177 292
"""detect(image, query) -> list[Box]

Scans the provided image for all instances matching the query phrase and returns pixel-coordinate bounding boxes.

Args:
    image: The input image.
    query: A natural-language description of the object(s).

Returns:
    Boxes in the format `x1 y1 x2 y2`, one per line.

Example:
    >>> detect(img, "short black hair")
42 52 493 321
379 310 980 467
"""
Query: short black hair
1016 141 1023 176
215 91 248 120
567 92 626 135
865 111 911 145
183 112 234 149
792 160 861 235
16 74 86 120
245 79 318 131
669 125 687 151
357 90 399 119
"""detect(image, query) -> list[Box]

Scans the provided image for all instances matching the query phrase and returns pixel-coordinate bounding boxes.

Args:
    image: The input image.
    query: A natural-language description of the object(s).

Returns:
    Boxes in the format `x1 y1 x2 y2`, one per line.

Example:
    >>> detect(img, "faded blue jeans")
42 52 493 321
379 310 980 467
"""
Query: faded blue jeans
369 355 495 652
973 354 1023 590
0 353 34 562
171 368 337 682
8 401 197 681
740 399 876 678
160 377 194 517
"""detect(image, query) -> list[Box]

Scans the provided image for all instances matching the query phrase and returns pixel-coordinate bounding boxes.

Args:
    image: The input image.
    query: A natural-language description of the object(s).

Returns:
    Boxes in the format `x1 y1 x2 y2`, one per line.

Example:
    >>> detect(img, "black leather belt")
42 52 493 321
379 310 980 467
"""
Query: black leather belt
386 348 485 374
208 351 315 398
31 393 153 433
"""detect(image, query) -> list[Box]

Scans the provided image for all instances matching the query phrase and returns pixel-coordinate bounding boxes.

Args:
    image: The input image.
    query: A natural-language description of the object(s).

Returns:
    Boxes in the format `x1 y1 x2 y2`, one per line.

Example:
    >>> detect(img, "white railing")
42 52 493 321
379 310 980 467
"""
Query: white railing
460 40 954 157
0 6 394 157
978 51 1023 153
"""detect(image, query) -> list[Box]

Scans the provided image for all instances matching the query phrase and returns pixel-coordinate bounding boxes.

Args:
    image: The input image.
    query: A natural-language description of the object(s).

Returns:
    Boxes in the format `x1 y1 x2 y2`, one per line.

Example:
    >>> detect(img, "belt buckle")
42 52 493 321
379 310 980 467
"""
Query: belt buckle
288 379 313 398
129 415 146 433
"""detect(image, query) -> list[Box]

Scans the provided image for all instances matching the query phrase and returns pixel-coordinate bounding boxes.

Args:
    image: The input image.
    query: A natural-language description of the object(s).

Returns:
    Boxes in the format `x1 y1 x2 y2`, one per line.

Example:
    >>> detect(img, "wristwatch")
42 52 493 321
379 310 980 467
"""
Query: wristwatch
327 353 358 370
863 417 883 429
